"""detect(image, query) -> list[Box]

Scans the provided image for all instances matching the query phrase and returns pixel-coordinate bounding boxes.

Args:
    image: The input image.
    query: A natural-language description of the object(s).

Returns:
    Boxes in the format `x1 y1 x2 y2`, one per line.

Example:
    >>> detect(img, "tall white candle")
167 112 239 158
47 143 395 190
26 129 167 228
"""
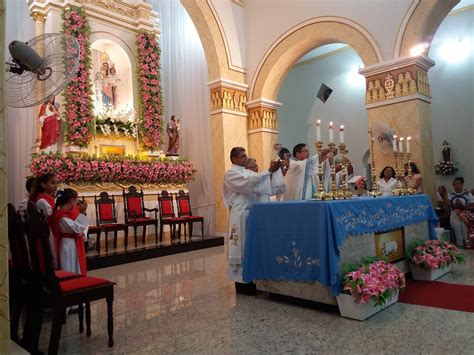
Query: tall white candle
399 137 404 153
339 125 344 144
329 121 334 143
316 120 321 141
406 136 411 153
392 135 398 152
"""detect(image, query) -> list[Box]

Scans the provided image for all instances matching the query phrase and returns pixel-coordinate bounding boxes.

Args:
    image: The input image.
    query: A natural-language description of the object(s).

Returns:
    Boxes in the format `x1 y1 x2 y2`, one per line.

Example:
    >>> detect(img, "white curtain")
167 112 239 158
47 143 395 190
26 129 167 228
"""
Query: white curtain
5 0 36 206
149 0 216 236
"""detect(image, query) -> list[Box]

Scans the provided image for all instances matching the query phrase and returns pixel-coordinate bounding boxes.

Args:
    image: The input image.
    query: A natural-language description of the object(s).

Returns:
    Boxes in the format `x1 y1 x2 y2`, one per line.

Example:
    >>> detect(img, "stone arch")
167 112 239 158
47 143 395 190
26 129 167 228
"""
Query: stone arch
397 0 459 57
250 17 383 101
180 0 244 82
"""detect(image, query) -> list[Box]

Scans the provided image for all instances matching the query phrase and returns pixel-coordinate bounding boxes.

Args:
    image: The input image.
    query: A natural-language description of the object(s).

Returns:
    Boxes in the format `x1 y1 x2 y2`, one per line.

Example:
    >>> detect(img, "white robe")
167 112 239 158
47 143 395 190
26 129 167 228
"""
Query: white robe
223 164 275 282
59 214 90 274
282 155 330 200
377 178 397 196
259 169 286 202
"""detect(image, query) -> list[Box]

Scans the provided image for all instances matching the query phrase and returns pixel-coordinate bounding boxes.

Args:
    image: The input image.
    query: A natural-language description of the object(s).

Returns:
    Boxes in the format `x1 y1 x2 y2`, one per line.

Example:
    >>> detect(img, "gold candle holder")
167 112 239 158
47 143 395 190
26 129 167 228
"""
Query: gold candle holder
368 129 382 197
338 143 352 199
328 142 337 199
314 140 327 200
406 152 415 195
392 151 403 195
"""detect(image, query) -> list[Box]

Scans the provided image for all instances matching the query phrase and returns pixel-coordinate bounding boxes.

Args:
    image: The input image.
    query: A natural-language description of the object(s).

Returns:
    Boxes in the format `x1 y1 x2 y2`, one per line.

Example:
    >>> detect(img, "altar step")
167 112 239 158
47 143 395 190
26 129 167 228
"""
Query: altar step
87 235 224 270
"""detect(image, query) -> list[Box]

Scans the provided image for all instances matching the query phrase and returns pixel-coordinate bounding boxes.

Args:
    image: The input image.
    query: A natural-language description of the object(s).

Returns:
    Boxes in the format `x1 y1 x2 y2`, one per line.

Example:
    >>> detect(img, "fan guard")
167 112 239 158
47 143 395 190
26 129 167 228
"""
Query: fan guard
5 33 80 108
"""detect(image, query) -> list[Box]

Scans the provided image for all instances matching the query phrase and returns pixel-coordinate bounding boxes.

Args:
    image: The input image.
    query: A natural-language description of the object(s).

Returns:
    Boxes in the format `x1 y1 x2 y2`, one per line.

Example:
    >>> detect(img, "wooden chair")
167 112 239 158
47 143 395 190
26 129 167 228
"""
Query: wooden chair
123 186 159 246
94 192 129 253
175 190 205 239
157 190 188 242
23 203 115 354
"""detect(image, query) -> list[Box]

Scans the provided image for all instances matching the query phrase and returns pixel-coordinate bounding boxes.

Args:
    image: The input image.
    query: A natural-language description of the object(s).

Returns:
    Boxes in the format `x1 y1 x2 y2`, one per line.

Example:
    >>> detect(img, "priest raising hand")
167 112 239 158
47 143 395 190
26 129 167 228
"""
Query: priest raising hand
223 147 285 293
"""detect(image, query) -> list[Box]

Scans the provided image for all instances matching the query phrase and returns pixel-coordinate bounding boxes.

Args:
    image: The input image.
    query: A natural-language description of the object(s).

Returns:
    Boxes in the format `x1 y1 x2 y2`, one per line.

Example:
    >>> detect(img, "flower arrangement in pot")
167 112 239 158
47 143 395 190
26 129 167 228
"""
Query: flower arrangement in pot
406 239 465 281
337 257 405 320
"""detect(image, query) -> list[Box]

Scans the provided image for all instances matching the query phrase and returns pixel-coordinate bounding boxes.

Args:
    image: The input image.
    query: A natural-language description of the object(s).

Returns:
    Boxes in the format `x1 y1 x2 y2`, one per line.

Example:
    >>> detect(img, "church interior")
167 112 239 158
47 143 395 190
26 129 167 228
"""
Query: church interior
0 0 473 353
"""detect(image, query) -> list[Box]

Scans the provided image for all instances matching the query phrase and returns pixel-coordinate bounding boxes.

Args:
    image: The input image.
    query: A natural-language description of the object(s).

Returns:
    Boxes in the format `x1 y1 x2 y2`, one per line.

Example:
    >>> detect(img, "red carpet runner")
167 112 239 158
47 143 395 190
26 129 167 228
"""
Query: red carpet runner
398 279 474 313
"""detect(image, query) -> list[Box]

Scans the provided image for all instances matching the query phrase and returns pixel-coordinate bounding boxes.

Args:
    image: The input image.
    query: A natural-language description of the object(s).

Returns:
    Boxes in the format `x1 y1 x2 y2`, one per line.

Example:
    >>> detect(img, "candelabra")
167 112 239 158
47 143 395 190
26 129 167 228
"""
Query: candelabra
314 140 328 200
405 152 415 195
368 129 382 197
392 151 404 195
327 142 338 199
338 143 352 199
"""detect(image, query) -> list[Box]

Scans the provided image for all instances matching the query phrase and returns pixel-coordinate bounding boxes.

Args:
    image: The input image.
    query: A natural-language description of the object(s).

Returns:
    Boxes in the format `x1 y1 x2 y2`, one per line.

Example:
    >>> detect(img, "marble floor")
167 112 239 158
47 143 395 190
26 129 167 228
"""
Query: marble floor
36 247 474 354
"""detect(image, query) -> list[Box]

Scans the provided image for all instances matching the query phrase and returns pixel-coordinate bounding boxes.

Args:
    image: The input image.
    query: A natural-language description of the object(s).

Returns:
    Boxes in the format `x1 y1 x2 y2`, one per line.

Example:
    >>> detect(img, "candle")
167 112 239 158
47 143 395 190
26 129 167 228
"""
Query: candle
339 125 344 144
399 137 404 153
392 135 397 152
406 136 411 153
316 120 321 141
329 121 334 143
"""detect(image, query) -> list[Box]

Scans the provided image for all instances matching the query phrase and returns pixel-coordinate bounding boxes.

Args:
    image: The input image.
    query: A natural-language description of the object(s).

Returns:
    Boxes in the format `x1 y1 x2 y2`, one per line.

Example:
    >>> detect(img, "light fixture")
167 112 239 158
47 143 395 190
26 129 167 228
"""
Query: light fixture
410 43 429 57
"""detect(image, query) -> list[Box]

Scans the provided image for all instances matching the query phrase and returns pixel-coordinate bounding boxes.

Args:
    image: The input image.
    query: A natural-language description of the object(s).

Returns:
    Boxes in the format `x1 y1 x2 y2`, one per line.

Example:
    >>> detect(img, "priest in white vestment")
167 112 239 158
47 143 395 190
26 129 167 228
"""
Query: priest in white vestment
245 158 286 201
223 147 282 292
282 143 330 200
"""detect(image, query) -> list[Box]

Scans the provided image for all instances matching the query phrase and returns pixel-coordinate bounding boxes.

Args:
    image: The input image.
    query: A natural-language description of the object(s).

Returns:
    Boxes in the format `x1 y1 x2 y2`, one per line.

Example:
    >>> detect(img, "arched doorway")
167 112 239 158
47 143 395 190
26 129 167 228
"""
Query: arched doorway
248 17 382 170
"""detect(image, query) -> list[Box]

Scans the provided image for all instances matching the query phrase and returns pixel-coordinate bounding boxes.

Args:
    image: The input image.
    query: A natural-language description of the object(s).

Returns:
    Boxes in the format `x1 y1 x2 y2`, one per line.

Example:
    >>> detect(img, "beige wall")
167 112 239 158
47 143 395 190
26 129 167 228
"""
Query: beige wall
0 0 11 351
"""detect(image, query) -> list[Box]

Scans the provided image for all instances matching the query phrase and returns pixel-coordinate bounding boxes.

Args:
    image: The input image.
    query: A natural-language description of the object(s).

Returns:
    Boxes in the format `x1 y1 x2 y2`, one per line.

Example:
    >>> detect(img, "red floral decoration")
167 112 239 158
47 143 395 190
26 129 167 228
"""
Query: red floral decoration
30 153 196 185
62 6 94 147
136 31 164 150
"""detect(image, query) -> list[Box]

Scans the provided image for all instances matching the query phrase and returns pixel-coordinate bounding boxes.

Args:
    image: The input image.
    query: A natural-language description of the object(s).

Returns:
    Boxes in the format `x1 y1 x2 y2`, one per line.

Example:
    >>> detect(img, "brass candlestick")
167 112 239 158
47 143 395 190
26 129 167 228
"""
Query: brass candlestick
392 151 403 195
368 129 382 197
406 152 415 195
314 140 327 200
338 143 352 199
328 142 337 199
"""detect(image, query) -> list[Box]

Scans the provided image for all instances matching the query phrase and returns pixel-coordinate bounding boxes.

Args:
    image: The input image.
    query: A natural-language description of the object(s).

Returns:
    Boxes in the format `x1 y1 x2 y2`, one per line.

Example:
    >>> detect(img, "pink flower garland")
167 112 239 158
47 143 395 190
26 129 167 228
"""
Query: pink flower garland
136 31 163 150
30 153 196 185
343 260 405 305
62 7 94 147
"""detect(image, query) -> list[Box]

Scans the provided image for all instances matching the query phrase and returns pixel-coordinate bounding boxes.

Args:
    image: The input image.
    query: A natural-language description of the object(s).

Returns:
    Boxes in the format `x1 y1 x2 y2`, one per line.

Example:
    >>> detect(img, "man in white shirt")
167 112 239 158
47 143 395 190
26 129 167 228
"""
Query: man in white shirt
223 147 282 294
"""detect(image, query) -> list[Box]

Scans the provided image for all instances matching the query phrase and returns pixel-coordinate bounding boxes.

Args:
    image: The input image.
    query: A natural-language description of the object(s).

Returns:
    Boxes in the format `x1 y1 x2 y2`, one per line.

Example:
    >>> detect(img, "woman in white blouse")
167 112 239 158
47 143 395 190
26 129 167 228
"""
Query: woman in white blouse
376 166 397 196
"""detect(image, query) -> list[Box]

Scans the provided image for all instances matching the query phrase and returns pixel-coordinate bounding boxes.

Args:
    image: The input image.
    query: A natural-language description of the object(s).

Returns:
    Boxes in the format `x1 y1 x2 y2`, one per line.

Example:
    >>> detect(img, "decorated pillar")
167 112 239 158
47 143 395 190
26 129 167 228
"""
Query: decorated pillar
208 79 248 233
0 0 10 352
247 99 281 169
359 55 436 202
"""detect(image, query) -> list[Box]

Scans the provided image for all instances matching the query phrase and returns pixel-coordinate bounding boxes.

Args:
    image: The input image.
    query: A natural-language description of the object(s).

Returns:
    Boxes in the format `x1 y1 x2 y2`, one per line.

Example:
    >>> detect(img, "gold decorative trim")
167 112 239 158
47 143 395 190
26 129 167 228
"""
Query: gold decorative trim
60 181 186 193
31 11 46 22
247 106 278 130
210 86 247 113
76 0 135 19
365 65 430 104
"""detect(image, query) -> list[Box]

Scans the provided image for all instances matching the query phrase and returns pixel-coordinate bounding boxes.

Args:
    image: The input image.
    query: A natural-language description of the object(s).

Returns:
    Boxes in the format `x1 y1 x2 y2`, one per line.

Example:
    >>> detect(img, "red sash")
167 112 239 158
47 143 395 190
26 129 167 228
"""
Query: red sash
35 193 55 209
49 209 87 275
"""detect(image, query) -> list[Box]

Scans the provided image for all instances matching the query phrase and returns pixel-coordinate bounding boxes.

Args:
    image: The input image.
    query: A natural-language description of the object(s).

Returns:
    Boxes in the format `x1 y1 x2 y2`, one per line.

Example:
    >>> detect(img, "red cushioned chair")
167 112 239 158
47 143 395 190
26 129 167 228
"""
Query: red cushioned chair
123 186 159 246
157 190 188 242
94 192 129 253
175 190 205 239
22 203 115 354
8 203 85 350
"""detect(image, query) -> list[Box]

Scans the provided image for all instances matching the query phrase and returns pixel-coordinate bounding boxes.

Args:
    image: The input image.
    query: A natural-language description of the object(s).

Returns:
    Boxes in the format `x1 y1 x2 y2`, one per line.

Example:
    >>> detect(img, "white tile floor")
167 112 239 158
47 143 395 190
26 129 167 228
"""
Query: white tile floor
36 246 474 354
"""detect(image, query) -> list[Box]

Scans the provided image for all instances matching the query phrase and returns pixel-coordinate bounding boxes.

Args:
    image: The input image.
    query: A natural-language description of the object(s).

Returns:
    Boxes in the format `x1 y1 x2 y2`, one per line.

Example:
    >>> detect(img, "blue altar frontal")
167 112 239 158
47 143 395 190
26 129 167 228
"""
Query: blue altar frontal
242 195 438 295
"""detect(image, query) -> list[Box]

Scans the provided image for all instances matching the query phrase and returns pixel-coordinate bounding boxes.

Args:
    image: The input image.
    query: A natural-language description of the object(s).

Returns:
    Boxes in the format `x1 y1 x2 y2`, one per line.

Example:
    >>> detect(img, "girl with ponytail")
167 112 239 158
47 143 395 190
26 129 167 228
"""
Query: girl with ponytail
49 188 90 275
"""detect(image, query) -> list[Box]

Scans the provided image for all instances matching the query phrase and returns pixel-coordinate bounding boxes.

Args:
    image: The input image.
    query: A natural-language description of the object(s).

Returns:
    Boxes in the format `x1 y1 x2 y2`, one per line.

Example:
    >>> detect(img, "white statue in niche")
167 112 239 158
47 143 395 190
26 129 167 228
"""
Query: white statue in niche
95 60 120 111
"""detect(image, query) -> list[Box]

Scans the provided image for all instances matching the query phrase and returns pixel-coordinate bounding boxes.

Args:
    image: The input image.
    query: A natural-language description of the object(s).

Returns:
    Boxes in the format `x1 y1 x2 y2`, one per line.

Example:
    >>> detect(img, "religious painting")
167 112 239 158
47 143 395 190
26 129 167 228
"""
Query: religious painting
100 145 125 157
91 39 135 121
374 228 404 263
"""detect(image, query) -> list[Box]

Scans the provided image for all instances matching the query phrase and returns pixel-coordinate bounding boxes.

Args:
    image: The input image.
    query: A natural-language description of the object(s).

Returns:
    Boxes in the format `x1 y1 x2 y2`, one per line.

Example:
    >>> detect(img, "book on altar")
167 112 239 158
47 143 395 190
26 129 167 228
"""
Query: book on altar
348 175 364 184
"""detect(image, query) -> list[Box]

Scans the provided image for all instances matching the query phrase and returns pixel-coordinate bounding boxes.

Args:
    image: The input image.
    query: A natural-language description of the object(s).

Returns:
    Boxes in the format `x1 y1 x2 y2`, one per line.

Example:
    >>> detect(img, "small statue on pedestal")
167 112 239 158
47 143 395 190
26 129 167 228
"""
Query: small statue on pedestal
442 140 451 162
166 115 181 156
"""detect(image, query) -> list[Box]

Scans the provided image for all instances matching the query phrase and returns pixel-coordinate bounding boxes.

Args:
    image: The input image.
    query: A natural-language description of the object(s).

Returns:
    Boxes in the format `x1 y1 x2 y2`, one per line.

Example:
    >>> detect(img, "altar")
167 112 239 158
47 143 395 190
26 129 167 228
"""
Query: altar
242 195 438 305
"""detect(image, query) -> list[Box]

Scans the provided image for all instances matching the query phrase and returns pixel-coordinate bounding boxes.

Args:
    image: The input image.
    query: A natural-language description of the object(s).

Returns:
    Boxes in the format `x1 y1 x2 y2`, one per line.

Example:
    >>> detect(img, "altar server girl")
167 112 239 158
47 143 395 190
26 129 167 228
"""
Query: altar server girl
49 188 90 275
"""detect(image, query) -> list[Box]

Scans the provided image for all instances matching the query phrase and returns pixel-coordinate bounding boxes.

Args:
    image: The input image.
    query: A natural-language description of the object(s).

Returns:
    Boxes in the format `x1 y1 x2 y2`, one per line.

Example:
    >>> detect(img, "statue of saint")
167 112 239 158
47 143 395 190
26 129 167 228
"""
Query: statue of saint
108 65 120 109
166 115 181 155
95 62 119 111
38 96 61 150
442 140 451 162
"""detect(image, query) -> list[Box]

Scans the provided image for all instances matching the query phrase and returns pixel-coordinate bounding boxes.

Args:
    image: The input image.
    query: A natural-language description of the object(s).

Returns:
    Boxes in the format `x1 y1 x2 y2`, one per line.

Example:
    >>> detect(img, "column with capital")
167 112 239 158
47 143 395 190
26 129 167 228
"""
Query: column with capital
360 55 436 203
